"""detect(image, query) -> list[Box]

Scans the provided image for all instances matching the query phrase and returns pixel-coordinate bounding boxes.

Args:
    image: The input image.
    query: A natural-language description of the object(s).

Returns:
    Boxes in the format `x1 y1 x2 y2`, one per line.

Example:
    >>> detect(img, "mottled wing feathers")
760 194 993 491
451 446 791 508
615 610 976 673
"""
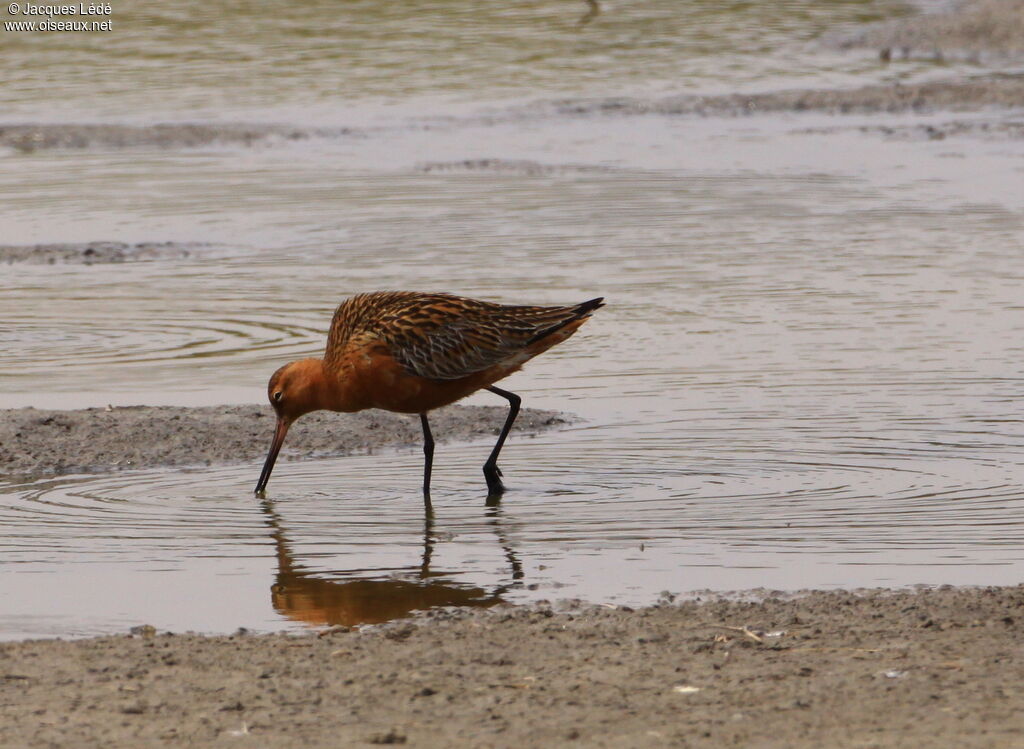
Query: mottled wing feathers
324 292 602 381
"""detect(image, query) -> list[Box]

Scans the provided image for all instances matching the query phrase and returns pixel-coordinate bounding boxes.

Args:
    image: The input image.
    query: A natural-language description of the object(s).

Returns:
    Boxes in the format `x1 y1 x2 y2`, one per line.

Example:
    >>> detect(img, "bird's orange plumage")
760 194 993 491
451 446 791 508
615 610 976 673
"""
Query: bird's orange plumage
256 291 603 495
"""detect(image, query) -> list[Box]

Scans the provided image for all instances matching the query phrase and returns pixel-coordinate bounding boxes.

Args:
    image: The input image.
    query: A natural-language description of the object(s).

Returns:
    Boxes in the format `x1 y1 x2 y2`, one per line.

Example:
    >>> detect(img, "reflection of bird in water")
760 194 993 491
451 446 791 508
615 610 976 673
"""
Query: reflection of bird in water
260 499 523 628
256 291 603 497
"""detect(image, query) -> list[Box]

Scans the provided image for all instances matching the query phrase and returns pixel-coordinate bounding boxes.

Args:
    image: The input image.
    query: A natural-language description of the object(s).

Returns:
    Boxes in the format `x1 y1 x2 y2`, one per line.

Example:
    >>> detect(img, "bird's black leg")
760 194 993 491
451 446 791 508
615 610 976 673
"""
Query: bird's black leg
420 413 435 499
483 386 521 495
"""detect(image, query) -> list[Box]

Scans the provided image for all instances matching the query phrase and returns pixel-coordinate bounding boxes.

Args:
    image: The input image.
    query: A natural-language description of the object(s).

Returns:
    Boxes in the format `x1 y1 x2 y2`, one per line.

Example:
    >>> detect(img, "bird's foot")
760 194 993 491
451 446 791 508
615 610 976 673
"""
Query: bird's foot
483 463 505 495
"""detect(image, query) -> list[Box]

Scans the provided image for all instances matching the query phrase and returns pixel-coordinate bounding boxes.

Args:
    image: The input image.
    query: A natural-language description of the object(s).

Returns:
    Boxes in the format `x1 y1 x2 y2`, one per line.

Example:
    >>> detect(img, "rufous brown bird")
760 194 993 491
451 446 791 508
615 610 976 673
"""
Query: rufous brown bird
255 291 603 496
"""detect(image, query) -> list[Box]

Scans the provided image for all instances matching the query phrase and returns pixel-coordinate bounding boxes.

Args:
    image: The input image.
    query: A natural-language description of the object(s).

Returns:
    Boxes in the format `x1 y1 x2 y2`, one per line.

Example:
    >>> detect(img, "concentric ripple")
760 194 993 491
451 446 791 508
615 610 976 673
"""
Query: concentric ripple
3 416 1023 638
0 258 329 406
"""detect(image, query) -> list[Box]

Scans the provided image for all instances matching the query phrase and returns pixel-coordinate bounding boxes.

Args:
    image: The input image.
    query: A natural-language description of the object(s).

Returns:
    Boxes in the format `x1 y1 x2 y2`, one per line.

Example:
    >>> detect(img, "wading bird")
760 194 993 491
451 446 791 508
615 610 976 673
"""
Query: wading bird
255 291 603 496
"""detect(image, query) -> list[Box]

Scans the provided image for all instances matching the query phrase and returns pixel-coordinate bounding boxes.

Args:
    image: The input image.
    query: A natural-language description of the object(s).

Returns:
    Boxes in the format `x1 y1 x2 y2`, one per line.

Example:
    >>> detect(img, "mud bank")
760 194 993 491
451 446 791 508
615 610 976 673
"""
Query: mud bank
796 117 1024 140
1 586 1022 748
0 241 204 265
547 74 1024 119
0 405 568 477
415 159 615 175
0 123 348 153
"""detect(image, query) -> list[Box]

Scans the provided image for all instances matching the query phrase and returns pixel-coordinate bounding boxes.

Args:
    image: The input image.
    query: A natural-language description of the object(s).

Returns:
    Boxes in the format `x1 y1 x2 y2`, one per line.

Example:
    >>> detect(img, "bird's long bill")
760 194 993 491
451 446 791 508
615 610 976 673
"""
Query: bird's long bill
255 417 291 494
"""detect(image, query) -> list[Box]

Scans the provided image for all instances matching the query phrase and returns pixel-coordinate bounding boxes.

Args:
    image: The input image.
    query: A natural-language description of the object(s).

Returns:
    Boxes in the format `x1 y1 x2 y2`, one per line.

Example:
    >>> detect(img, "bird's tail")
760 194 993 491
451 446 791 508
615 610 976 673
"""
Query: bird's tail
527 297 604 344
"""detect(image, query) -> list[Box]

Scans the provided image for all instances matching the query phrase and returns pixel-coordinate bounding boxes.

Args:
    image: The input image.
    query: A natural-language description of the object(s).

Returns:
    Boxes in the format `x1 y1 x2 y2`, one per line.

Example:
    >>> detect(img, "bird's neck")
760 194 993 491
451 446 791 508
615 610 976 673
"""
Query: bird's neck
283 358 353 416
311 357 363 413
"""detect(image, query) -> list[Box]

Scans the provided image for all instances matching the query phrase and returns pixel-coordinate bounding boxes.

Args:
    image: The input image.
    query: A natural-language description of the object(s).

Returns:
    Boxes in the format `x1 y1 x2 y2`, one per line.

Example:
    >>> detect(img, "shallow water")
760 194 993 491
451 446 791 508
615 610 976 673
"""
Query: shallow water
2 0 1024 638
2 0 930 120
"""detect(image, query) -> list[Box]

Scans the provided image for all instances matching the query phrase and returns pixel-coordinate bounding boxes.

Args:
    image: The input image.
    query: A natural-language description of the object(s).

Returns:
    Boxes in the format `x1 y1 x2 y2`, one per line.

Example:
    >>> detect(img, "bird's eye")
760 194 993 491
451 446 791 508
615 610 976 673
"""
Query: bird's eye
273 391 283 402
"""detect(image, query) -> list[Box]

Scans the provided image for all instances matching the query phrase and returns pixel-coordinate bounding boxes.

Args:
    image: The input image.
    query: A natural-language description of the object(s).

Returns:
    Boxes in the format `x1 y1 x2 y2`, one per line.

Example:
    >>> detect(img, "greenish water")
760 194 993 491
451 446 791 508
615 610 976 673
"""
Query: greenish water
2 0 917 119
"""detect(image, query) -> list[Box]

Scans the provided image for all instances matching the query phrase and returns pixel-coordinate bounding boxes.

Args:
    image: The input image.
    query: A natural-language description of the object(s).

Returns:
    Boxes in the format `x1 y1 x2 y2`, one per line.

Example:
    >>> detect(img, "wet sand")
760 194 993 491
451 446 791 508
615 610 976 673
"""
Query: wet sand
0 405 568 477
2 586 1022 748
549 74 1024 118
0 242 204 265
0 123 344 153
795 118 1024 141
7 72 1024 159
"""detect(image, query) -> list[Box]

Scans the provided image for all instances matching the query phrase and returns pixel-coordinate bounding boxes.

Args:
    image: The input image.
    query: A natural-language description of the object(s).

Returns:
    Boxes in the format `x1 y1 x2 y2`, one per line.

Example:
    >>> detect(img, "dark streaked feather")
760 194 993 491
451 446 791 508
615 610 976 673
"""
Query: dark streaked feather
324 291 602 381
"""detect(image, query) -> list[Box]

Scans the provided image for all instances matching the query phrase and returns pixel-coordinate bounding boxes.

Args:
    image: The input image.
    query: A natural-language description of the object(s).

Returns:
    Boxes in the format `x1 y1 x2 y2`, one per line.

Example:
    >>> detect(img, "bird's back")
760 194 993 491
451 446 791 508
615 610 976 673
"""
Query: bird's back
324 291 602 382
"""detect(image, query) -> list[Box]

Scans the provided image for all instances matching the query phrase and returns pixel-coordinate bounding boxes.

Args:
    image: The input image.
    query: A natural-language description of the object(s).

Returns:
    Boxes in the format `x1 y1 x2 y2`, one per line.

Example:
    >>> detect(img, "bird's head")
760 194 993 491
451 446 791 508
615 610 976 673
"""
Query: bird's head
255 357 326 494
266 358 326 423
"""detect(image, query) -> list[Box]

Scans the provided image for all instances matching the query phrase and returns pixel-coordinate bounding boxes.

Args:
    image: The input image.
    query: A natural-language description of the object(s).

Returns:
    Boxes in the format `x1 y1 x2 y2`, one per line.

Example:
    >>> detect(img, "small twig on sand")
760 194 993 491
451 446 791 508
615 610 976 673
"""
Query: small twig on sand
788 647 882 654
317 625 353 638
709 625 766 644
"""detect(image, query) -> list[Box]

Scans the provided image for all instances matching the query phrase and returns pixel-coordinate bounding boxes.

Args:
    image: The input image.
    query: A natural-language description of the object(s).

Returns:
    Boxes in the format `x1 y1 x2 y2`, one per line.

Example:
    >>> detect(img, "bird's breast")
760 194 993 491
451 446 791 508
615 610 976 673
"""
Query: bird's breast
338 349 514 415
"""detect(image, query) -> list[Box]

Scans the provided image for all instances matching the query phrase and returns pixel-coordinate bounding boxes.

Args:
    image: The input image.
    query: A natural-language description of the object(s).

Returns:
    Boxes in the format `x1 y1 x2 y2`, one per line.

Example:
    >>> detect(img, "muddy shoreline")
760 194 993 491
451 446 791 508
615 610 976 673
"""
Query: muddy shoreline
547 73 1024 118
8 71 1023 160
0 241 205 265
2 586 1022 748
0 405 568 478
0 122 349 153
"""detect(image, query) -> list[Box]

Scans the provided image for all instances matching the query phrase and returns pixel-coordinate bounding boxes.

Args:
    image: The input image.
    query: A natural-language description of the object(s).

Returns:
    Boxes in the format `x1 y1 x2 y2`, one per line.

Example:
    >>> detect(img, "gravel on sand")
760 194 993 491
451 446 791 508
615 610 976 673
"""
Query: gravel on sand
1 586 1022 748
